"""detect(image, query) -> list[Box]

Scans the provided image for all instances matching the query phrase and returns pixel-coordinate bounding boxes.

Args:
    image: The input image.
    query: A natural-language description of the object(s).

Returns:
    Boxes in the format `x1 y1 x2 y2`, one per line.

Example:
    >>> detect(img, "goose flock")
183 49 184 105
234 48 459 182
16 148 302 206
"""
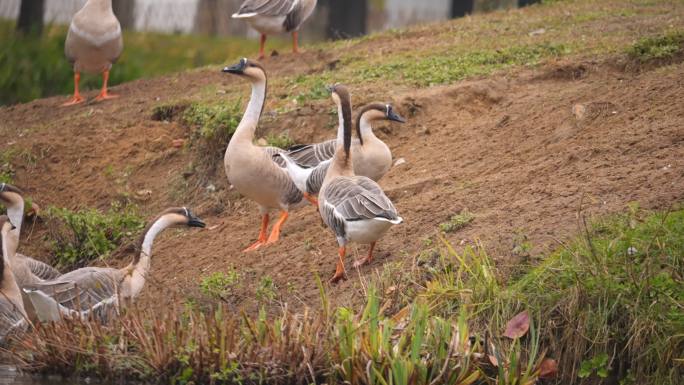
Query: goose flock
0 0 406 342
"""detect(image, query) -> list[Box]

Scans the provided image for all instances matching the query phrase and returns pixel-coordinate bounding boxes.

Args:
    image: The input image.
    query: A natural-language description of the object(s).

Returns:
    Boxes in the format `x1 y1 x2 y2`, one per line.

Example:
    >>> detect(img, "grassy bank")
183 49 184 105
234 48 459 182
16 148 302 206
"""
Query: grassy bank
0 20 285 105
8 206 683 384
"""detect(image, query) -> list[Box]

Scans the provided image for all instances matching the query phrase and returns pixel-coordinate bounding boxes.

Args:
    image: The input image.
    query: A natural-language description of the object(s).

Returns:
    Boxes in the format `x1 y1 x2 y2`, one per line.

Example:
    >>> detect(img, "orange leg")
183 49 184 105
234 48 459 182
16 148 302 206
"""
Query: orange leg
266 210 289 244
353 242 376 268
303 192 318 206
95 70 118 101
258 34 267 60
329 246 347 283
61 72 84 106
243 214 269 252
292 31 299 54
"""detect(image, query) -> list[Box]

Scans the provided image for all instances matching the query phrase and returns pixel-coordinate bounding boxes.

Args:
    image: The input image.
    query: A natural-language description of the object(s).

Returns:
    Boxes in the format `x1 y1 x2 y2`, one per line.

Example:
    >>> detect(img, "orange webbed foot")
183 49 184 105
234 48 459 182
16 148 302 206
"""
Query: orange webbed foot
329 271 347 284
243 240 266 252
95 92 119 102
353 257 372 268
61 95 85 107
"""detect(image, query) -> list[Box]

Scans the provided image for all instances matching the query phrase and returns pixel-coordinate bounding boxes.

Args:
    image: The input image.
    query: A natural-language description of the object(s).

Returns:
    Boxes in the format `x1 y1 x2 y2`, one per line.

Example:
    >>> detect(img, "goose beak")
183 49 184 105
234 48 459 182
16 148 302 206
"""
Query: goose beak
387 108 406 123
188 216 206 228
222 58 247 74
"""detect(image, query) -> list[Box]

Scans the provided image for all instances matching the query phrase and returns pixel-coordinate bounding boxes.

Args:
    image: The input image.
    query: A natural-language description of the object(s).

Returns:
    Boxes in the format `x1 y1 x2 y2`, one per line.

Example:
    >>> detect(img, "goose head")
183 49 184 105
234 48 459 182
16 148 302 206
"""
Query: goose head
354 103 405 145
162 207 206 229
222 58 266 83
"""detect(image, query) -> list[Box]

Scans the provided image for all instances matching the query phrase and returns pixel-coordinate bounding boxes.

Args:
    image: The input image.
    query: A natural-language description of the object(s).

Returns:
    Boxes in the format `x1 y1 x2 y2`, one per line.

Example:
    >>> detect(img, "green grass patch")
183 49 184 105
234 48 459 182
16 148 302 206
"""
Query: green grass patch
265 132 295 149
45 202 144 269
354 43 568 86
439 209 475 233
627 30 684 62
199 270 241 301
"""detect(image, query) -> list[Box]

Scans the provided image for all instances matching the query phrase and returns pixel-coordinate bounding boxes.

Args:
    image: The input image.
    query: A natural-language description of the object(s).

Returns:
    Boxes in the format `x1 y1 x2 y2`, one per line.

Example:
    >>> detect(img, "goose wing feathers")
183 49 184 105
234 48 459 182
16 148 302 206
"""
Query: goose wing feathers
0 299 28 342
19 254 62 280
324 176 399 222
235 0 296 17
263 146 287 167
286 139 337 167
25 268 122 312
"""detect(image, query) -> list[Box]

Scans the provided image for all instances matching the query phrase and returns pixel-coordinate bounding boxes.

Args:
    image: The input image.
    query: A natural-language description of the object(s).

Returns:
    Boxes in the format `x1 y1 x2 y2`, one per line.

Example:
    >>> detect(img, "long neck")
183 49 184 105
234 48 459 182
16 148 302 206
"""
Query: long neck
85 0 113 13
335 101 345 145
232 79 267 143
133 216 175 272
326 96 354 181
358 115 378 142
1 233 24 316
6 200 24 235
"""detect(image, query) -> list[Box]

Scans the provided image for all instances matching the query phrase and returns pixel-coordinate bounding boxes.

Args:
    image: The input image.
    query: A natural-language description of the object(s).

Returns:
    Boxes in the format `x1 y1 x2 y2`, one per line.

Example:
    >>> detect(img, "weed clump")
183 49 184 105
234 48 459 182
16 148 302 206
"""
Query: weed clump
45 202 144 269
199 270 241 301
439 209 474 233
627 31 684 63
265 132 295 149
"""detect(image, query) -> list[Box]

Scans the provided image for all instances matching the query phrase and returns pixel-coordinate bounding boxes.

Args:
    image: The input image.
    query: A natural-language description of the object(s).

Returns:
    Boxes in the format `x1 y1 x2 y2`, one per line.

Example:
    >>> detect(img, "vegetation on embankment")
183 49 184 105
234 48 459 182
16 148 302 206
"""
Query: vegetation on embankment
9 206 683 385
0 20 286 105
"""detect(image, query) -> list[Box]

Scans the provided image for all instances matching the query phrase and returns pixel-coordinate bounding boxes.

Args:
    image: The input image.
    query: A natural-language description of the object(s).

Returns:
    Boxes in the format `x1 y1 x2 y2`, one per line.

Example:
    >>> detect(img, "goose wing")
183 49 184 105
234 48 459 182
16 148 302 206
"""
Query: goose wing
25 267 122 313
0 299 28 343
323 176 400 223
235 0 296 17
286 139 337 167
263 146 287 168
18 253 62 280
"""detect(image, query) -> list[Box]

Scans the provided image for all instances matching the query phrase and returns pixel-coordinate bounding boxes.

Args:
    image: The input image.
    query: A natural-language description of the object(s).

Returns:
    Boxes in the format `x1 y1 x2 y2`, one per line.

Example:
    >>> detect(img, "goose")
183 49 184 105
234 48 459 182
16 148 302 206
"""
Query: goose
277 102 406 201
232 0 317 59
0 216 29 344
222 58 306 252
0 183 61 284
22 207 205 322
285 103 406 181
62 0 123 106
317 85 402 283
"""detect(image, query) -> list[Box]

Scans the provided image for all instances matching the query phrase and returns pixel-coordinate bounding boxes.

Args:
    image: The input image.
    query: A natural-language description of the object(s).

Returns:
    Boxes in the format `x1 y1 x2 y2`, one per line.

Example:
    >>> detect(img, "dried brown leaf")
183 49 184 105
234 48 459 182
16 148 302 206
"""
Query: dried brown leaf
504 310 530 339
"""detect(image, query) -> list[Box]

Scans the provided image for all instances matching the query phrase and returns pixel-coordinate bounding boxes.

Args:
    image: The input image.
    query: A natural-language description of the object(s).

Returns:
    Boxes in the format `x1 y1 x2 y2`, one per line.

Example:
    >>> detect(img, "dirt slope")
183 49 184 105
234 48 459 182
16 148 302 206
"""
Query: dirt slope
1 0 683 312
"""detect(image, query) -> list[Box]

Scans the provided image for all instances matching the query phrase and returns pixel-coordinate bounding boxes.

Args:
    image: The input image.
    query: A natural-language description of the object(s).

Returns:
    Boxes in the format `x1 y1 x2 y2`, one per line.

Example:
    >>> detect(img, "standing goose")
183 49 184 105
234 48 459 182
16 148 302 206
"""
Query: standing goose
0 216 29 344
62 0 123 106
0 183 61 283
22 208 205 322
285 103 406 181
279 102 406 200
232 0 317 59
317 85 403 283
222 58 305 252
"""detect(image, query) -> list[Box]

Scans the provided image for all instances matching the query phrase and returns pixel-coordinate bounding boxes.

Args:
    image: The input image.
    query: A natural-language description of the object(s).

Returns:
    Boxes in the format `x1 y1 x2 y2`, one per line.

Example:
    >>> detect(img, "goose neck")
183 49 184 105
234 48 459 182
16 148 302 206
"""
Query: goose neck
232 79 267 143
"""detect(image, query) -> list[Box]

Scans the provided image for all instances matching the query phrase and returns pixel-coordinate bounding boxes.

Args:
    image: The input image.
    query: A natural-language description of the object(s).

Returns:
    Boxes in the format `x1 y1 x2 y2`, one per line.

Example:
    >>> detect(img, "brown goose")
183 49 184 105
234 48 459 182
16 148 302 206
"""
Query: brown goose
23 208 205 322
62 0 123 106
232 0 317 59
222 58 305 252
285 103 405 181
317 85 402 283
0 183 61 283
0 216 29 344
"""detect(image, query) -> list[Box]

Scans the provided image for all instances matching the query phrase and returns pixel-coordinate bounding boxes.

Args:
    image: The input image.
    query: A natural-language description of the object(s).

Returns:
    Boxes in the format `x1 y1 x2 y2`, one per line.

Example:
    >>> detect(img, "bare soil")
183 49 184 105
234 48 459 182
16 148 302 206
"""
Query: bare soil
1 9 683 313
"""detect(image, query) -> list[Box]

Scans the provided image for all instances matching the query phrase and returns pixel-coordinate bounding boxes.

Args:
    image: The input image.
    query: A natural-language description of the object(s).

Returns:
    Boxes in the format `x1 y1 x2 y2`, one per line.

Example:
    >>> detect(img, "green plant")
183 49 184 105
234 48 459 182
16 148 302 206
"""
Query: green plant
627 31 684 62
199 270 241 300
578 353 610 379
46 202 144 269
264 132 295 149
255 275 278 303
439 209 474 233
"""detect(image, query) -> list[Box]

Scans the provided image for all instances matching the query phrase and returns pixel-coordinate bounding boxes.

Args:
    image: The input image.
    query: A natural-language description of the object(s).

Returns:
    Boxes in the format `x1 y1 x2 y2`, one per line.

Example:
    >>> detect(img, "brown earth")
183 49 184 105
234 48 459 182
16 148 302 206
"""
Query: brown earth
1 3 683 313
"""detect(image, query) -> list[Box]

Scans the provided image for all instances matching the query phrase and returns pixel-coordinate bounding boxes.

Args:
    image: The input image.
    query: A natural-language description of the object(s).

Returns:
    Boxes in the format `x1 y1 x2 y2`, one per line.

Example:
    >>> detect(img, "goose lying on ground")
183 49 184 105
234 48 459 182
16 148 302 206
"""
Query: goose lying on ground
285 103 405 181
23 208 205 322
222 58 306 252
0 216 29 344
317 85 403 283
232 0 317 59
0 183 61 283
62 0 123 106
